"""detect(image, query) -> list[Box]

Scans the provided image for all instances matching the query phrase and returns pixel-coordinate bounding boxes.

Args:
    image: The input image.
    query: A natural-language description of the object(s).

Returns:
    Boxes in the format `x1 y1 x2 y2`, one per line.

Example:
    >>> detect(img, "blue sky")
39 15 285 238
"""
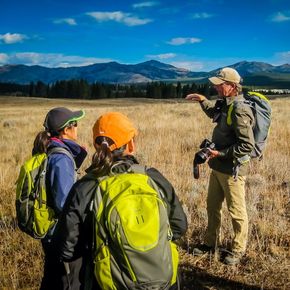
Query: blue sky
0 0 290 71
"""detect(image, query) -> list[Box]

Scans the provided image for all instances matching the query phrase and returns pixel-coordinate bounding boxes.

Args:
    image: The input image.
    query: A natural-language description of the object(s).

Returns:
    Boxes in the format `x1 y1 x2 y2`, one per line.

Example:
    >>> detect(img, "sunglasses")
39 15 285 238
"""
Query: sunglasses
68 121 78 128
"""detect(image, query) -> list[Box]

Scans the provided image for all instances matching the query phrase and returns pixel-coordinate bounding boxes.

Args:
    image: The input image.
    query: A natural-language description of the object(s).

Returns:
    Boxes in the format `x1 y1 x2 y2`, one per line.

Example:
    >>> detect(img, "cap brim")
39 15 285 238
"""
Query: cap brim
60 110 85 128
209 76 225 85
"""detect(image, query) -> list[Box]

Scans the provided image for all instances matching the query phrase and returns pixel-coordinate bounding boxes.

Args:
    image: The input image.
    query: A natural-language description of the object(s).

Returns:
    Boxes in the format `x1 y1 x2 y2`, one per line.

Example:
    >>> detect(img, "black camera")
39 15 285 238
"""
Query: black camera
193 139 215 179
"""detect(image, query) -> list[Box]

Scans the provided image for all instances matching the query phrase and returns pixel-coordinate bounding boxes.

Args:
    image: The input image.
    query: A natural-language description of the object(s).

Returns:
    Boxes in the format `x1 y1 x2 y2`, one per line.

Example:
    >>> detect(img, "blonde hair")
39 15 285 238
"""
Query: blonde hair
236 83 243 93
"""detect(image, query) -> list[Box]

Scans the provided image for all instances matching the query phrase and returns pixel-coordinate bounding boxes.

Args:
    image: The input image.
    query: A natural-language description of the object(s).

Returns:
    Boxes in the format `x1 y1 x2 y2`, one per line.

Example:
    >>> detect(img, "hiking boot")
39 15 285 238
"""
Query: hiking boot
224 252 243 265
192 244 215 256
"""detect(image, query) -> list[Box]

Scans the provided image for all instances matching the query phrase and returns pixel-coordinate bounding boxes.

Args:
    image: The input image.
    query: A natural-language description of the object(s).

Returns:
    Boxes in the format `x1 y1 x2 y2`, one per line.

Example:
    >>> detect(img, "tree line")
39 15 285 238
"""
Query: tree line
0 80 216 99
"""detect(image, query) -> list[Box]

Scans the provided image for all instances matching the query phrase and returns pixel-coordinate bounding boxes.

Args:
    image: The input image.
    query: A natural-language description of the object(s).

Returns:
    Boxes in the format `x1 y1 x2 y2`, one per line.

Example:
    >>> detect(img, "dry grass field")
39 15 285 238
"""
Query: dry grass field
0 96 289 289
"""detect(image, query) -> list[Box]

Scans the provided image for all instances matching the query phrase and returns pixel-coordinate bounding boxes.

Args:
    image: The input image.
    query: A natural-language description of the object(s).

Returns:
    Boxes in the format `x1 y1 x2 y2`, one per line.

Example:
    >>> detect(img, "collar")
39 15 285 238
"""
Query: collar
48 138 87 168
85 154 139 174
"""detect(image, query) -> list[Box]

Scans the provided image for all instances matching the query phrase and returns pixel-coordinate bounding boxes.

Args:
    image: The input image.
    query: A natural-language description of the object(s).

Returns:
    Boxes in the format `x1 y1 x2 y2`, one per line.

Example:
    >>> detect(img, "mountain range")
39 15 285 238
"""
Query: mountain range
0 60 290 88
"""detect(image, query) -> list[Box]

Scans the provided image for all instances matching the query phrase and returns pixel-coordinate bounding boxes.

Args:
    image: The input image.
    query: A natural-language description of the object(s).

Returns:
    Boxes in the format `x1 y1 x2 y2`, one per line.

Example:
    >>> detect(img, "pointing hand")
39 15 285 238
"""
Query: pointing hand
185 93 206 102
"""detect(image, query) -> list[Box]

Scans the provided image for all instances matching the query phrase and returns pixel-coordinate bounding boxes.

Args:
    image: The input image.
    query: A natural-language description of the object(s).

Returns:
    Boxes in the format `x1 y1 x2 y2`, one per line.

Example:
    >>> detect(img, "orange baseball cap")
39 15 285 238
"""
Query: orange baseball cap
92 112 138 151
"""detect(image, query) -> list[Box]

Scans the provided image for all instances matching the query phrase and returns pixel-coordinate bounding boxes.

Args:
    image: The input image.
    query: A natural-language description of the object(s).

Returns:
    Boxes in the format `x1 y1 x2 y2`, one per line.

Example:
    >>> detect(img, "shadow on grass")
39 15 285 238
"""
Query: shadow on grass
180 265 267 290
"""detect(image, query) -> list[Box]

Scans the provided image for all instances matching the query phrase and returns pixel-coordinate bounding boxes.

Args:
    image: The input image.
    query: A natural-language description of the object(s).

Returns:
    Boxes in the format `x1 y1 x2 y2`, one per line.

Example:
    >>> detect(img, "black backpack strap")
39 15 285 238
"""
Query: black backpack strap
47 147 77 182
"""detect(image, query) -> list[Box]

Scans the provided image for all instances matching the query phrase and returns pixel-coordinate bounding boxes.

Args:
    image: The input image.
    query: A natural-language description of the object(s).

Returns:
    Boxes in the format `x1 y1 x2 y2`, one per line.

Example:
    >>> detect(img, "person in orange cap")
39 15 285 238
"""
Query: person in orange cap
56 112 188 290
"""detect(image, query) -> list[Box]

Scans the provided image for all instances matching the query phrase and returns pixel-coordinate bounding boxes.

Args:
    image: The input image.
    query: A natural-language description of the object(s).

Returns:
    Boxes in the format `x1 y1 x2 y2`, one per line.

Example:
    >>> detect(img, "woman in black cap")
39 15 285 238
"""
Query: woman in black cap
33 107 87 290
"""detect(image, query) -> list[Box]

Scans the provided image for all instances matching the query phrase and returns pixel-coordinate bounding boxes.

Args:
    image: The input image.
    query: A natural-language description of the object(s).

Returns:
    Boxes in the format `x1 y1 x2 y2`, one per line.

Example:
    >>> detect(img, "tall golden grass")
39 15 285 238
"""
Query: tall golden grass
0 96 289 289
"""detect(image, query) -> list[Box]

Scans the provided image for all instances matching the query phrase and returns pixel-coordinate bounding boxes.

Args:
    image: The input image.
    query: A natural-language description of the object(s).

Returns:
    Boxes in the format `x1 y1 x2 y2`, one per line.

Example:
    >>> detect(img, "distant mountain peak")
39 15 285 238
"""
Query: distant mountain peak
138 59 174 68
143 59 162 64
0 60 289 85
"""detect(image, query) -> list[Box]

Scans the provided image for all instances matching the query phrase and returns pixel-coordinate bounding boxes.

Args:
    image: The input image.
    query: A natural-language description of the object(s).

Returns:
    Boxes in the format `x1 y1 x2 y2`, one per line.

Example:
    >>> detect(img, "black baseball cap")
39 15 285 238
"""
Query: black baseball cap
44 107 85 132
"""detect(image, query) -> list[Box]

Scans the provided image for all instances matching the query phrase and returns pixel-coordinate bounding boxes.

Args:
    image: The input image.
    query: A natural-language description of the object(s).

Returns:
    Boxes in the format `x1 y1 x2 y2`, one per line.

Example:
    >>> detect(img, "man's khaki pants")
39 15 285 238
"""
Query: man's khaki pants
204 170 248 253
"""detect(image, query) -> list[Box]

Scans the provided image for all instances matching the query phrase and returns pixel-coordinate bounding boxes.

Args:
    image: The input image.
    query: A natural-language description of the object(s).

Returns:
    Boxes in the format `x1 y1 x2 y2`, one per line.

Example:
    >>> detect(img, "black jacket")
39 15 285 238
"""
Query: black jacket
56 155 188 262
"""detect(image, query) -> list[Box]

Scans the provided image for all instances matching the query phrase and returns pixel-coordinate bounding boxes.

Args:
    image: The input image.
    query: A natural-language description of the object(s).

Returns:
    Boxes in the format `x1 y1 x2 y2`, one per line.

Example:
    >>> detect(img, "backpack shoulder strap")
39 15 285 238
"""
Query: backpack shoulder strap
47 147 77 181
226 99 252 126
227 103 235 126
247 91 270 102
34 155 49 207
130 164 147 175
48 146 75 160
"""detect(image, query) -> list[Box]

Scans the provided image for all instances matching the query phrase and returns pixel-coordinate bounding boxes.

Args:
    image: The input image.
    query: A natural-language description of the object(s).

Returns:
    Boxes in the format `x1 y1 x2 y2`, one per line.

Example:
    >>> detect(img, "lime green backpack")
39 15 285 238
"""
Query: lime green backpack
16 148 75 239
91 163 179 290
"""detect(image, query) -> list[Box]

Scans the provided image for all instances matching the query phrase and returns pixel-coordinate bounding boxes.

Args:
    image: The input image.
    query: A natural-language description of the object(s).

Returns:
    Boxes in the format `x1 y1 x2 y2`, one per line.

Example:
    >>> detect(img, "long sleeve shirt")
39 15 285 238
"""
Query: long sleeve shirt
200 94 255 175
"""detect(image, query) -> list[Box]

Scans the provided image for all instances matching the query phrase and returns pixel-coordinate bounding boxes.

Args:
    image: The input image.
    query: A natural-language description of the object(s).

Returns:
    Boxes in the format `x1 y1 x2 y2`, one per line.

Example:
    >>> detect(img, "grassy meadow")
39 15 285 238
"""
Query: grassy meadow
0 96 289 289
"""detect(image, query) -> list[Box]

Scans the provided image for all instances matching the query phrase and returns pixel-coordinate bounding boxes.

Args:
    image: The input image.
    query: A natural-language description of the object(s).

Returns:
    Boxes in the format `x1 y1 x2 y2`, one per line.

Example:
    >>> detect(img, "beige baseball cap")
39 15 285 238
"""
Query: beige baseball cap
209 67 241 85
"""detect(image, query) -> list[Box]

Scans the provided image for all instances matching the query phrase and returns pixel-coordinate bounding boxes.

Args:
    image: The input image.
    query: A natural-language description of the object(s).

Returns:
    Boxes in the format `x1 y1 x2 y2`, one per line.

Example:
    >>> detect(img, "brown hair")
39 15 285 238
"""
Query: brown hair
90 136 126 176
32 120 76 155
32 131 50 155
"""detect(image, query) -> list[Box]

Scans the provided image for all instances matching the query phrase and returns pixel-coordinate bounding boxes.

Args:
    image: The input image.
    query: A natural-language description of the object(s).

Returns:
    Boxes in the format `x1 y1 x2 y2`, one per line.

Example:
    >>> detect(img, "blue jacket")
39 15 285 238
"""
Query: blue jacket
46 138 87 215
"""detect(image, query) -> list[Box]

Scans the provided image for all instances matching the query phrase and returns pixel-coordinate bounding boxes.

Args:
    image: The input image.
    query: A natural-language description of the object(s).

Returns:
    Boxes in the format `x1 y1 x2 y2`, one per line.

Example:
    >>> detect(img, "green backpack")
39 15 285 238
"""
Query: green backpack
15 147 76 239
91 163 179 290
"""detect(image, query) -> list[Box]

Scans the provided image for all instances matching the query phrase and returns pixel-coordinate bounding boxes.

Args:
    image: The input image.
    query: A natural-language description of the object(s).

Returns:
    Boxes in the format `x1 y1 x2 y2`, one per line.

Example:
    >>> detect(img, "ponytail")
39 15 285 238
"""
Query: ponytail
91 136 125 176
32 131 50 155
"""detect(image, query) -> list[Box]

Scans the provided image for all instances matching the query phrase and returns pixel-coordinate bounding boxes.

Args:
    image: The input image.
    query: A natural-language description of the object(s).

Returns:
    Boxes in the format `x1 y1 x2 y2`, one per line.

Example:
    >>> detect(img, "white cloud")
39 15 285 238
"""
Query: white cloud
53 18 77 26
270 11 290 22
0 33 28 44
132 2 158 9
146 53 176 60
167 37 202 46
191 12 213 19
1 52 114 67
0 53 9 63
274 51 290 63
86 11 152 26
167 56 246 72
277 51 290 57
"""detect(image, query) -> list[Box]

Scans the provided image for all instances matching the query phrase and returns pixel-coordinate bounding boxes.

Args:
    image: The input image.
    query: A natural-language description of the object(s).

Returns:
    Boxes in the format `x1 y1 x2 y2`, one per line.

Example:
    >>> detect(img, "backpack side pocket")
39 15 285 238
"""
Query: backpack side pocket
94 244 117 290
